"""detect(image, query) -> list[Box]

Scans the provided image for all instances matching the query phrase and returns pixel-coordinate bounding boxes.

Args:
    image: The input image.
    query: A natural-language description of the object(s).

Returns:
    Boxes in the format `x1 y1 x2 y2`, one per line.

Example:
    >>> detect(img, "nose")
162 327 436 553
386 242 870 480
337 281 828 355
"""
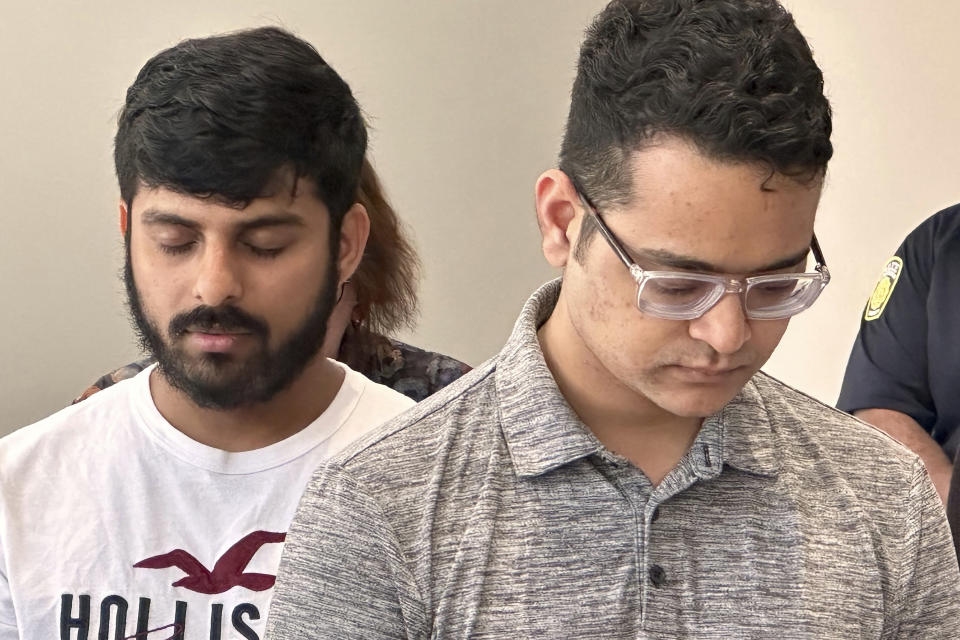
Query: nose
687 292 752 355
193 244 243 306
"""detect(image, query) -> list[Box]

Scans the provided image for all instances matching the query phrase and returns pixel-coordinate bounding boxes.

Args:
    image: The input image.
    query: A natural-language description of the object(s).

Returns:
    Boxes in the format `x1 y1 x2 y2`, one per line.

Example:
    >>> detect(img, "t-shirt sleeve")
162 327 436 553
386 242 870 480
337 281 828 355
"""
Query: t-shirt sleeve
892 459 960 636
837 227 936 428
264 463 427 640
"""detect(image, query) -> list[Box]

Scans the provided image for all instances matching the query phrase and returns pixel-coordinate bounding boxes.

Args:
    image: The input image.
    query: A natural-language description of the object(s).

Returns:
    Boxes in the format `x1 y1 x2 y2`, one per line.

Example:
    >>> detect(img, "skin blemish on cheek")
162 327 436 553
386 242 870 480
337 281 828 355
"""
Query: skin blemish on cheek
584 283 607 321
585 277 635 326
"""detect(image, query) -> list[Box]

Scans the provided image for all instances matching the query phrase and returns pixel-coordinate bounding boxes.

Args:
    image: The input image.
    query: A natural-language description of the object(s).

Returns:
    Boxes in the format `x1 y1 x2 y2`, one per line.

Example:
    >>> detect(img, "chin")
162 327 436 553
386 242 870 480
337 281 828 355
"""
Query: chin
663 402 728 419
649 384 744 418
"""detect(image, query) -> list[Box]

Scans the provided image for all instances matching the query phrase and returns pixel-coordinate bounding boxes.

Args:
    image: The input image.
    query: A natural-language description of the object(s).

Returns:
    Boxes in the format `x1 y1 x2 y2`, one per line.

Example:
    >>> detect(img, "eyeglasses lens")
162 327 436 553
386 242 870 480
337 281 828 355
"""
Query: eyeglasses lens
637 275 822 320
640 277 717 306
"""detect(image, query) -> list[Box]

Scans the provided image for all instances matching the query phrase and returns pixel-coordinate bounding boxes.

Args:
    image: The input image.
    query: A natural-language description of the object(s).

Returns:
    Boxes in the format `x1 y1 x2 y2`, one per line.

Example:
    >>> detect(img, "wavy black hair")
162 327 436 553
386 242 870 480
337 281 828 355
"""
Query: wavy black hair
115 26 367 226
560 0 833 252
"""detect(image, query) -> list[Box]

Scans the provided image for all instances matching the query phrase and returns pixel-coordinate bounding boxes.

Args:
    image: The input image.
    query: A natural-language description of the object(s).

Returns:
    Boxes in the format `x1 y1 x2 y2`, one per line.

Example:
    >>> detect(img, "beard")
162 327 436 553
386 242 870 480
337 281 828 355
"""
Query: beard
123 246 338 410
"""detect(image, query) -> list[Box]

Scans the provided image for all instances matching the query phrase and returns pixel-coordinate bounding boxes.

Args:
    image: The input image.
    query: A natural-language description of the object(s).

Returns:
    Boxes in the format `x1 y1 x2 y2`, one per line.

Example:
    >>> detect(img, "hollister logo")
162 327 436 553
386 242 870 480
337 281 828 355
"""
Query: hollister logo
57 531 286 639
60 595 262 640
133 531 286 594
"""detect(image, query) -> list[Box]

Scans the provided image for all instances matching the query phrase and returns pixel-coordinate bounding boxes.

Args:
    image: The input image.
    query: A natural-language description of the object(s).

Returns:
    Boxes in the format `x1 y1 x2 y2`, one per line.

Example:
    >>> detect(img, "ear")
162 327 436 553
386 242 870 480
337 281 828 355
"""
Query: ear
119 200 129 236
336 202 370 284
535 169 582 269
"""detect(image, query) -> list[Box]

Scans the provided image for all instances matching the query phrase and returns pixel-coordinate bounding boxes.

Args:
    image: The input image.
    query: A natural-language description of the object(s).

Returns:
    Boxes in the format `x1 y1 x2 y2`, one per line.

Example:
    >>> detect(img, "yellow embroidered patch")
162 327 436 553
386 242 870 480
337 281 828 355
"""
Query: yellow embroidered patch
864 256 903 322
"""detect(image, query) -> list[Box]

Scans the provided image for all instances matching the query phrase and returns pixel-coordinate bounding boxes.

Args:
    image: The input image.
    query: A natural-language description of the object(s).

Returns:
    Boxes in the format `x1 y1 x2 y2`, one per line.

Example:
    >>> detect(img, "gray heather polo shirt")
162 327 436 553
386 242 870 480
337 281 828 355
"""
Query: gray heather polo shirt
266 280 960 639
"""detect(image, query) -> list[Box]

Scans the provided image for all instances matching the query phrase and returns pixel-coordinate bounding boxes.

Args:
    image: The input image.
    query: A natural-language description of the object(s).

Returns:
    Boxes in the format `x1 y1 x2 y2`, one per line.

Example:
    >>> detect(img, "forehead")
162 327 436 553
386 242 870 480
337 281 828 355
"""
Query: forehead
130 178 329 229
611 138 823 272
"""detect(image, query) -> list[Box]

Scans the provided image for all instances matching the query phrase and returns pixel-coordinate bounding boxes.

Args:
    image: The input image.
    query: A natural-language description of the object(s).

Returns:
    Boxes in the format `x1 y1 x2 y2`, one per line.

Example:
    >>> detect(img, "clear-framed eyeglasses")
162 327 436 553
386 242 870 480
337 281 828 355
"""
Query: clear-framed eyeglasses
576 190 831 321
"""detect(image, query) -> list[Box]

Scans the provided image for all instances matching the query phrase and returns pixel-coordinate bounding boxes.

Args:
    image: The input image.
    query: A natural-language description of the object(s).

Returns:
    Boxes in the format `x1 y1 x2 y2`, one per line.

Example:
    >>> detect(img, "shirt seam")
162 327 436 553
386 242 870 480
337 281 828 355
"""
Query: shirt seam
758 370 919 455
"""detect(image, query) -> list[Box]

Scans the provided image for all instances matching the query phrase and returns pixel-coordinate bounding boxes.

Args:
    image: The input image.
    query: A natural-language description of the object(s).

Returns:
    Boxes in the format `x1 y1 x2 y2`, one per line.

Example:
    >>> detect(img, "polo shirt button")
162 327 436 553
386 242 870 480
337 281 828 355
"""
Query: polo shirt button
649 564 667 587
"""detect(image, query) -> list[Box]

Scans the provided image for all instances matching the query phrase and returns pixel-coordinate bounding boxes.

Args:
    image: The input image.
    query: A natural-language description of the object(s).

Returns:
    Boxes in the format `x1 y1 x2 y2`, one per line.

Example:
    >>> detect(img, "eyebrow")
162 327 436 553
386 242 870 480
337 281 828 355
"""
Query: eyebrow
629 246 812 274
140 209 305 233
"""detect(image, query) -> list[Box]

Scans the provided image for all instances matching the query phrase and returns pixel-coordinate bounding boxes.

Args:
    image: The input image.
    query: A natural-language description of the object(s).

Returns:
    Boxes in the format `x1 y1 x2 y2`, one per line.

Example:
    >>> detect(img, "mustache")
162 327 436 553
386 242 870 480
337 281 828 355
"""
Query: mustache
168 305 269 339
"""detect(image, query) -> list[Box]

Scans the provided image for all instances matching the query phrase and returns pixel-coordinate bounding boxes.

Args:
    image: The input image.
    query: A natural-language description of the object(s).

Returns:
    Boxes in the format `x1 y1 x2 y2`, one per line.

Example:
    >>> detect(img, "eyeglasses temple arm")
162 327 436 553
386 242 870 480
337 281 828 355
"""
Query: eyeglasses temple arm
811 233 828 268
577 194 637 271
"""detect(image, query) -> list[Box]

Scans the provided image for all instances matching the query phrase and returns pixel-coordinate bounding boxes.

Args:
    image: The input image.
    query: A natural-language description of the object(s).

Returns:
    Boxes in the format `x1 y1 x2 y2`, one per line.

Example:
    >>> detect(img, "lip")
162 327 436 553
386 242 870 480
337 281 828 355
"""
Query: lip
670 365 743 381
184 330 251 353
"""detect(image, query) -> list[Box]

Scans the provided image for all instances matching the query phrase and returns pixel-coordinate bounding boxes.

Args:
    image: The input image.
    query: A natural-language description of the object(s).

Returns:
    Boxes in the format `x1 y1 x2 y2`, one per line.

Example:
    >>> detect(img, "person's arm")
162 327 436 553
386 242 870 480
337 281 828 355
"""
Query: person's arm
265 464 426 640
0 537 19 640
891 458 960 637
839 224 951 495
854 408 952 503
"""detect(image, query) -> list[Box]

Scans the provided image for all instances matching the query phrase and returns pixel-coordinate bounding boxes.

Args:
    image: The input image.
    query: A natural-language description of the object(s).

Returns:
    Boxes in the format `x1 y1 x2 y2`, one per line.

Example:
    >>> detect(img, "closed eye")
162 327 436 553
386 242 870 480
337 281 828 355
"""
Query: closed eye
246 243 285 259
656 285 699 296
753 282 796 293
159 242 196 256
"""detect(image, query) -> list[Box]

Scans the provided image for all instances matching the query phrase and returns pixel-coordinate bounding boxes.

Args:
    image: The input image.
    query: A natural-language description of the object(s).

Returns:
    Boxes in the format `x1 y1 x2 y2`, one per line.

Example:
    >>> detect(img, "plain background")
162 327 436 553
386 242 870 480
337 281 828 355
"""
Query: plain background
2 1 959 436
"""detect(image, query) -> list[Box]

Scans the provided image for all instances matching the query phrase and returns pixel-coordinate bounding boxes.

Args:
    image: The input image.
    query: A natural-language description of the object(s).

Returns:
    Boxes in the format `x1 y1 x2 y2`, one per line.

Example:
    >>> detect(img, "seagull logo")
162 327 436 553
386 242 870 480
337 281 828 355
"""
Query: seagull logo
133 530 286 594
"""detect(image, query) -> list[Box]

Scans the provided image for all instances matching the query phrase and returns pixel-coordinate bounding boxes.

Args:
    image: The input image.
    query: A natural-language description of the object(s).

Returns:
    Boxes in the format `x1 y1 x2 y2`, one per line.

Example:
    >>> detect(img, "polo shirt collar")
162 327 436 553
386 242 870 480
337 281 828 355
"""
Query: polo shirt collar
715 377 781 477
495 279 781 480
496 279 602 478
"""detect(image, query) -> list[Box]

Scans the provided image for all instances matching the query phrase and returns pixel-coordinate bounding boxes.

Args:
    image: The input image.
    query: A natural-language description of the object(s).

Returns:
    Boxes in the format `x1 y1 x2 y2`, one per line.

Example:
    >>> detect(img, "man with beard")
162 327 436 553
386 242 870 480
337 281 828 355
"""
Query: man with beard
266 1 960 638
72 156 471 406
0 27 414 640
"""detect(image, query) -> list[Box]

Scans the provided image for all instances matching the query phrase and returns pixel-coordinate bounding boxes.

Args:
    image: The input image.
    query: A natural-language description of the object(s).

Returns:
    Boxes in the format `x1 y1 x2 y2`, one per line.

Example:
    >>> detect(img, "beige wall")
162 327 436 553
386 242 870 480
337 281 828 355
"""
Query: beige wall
1 0 959 435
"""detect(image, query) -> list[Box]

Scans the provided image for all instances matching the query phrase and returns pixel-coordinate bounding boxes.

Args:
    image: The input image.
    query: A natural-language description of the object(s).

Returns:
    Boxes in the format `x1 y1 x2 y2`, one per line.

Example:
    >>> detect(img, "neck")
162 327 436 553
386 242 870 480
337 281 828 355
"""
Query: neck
538 294 702 485
149 356 345 452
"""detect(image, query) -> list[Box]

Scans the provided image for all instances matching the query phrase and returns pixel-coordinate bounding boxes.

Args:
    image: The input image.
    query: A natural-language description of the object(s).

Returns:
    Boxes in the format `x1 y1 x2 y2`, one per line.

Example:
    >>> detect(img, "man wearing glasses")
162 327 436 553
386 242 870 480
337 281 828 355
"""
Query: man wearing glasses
266 0 960 637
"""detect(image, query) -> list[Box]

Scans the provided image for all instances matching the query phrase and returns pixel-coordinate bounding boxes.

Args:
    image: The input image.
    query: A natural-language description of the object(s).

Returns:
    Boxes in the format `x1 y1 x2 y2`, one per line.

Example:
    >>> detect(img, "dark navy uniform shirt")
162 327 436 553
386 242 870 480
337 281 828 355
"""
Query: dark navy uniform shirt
838 203 960 460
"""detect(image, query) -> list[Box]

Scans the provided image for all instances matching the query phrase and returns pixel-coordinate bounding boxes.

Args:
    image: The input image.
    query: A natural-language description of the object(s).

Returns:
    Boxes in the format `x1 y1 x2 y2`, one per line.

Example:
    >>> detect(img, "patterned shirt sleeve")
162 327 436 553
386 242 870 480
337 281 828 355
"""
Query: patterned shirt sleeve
71 358 156 404
332 325 471 402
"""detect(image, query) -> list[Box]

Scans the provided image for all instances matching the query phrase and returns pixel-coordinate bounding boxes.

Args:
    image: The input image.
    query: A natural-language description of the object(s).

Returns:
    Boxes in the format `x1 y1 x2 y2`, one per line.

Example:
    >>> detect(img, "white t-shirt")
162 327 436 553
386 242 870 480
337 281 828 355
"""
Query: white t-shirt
0 362 413 640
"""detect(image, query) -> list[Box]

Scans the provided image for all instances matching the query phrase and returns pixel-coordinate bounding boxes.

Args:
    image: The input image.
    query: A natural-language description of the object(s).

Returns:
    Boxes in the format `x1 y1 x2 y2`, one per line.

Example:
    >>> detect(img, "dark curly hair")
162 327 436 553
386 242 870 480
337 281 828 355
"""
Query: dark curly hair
560 0 833 253
115 26 366 227
113 26 424 333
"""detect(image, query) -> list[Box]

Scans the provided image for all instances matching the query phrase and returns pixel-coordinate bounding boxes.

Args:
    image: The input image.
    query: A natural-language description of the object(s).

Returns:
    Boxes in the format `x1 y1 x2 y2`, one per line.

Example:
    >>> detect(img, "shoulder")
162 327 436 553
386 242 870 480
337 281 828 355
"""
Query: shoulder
293 359 501 573
388 338 472 396
1 376 141 477
338 326 471 402
346 366 418 422
861 203 960 296
751 373 937 562
313 359 498 486
907 203 960 243
753 372 921 488
72 357 155 404
894 203 960 266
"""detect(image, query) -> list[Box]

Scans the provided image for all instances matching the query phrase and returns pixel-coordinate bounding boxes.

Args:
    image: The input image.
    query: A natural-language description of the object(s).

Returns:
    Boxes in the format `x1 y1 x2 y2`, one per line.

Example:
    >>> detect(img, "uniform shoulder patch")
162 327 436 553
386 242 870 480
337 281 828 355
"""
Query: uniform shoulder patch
864 256 903 321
